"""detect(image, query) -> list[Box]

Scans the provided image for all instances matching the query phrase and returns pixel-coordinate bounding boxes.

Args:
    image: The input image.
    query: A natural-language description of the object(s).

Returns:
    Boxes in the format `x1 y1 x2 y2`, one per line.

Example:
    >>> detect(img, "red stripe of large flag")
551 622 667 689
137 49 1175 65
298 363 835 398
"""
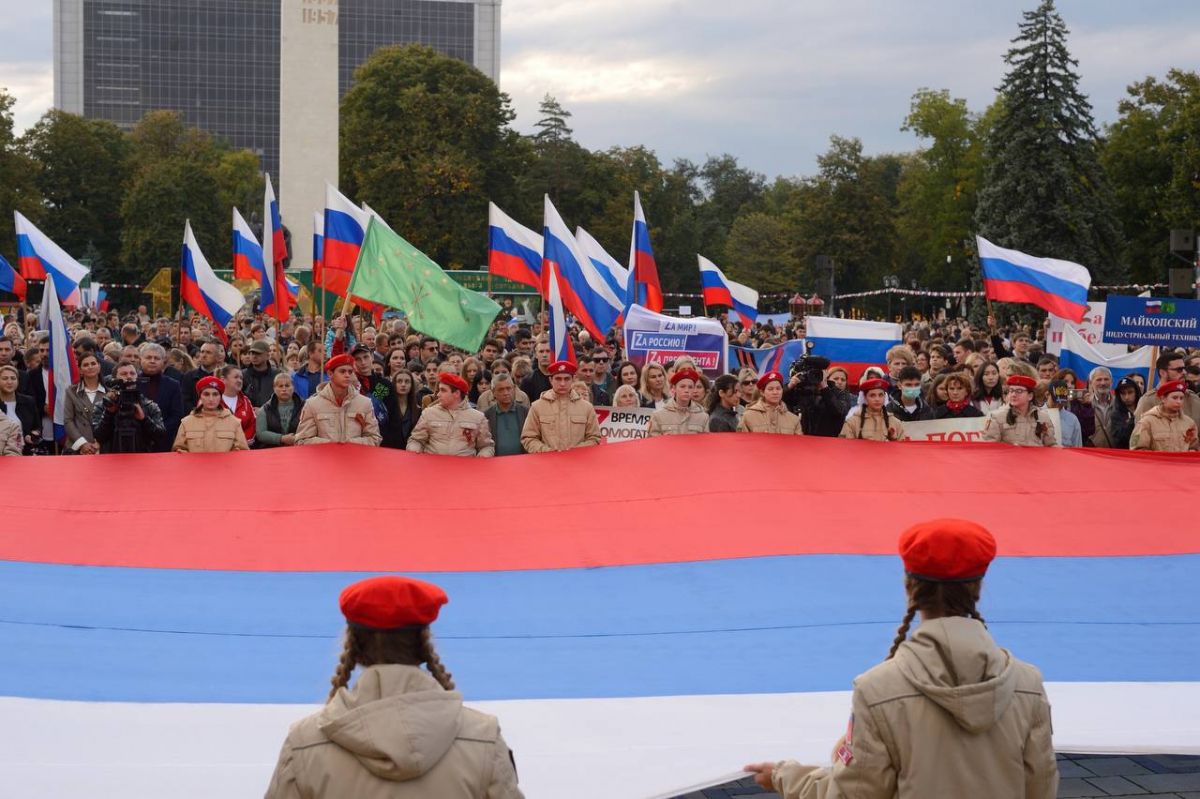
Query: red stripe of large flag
489 202 543 289
626 191 663 313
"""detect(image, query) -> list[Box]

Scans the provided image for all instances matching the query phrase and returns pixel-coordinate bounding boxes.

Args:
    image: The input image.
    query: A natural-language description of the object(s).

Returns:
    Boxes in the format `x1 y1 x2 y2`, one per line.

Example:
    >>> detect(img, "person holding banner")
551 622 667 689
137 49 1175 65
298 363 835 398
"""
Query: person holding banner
647 369 709 437
840 378 905 441
706 375 741 433
521 361 602 453
931 373 982 420
1130 381 1199 452
744 518 1057 799
173 376 250 453
738 372 802 435
982 375 1055 447
1134 351 1200 429
406 374 494 458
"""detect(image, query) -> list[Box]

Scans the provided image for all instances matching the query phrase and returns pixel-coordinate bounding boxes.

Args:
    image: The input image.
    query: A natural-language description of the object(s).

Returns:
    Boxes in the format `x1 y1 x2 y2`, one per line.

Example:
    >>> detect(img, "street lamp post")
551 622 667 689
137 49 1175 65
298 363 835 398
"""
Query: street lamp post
883 275 899 320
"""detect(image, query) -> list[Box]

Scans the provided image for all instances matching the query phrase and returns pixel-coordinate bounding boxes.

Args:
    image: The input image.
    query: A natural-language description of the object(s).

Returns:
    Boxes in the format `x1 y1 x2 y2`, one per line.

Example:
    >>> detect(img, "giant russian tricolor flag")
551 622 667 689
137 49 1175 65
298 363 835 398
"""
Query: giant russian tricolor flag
261 174 290 321
0 438 1197 798
180 220 246 344
698 255 759 326
977 235 1092 323
627 191 663 313
542 196 623 340
320 184 371 298
1058 326 1152 388
805 316 902 386
231 207 266 283
0 252 25 300
41 275 78 443
14 211 88 306
488 202 543 290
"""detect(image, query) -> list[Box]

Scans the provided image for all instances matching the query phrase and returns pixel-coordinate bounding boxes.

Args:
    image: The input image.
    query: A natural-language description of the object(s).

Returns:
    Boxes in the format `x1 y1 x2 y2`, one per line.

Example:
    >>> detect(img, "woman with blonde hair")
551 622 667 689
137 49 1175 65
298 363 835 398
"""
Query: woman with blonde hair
265 576 523 798
639 361 669 409
612 384 640 408
824 366 849 393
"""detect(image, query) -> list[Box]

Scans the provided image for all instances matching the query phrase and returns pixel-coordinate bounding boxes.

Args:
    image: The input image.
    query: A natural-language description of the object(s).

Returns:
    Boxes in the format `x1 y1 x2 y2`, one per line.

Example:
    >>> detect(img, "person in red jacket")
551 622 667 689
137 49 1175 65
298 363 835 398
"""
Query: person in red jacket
218 364 256 445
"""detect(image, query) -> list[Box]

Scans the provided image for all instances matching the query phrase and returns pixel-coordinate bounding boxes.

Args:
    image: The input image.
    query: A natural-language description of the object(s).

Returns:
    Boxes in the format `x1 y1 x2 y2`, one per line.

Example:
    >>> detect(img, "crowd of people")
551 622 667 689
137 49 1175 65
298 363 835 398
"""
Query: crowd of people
1 301 1197 456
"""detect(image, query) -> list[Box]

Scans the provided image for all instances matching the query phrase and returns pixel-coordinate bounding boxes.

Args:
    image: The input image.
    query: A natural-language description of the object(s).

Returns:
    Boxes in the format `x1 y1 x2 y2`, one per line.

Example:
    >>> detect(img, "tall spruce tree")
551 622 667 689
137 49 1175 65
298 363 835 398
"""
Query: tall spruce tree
975 0 1126 285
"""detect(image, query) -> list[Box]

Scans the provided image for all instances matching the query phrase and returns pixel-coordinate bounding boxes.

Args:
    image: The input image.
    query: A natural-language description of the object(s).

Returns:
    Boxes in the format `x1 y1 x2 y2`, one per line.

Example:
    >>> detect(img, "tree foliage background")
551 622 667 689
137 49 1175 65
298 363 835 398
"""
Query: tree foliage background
0 0 1196 309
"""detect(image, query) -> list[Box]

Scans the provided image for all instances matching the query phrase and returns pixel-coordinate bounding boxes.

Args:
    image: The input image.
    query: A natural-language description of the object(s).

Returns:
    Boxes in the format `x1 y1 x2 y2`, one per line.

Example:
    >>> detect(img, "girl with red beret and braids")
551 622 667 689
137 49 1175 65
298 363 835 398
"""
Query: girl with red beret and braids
265 576 524 799
983 374 1056 446
744 519 1057 799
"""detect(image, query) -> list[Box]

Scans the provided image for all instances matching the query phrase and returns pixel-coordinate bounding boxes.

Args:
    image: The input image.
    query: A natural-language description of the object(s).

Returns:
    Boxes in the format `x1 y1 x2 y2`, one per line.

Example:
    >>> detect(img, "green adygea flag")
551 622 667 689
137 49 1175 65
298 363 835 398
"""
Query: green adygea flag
348 217 502 352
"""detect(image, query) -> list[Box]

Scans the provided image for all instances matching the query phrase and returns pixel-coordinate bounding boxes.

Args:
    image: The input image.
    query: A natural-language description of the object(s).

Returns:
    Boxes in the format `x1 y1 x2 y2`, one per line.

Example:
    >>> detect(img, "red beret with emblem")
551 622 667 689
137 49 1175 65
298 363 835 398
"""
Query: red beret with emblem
339 576 449 630
1156 379 1187 398
670 368 702 386
195 376 225 399
899 518 997 582
1006 374 1036 390
860 377 890 393
549 360 577 376
756 371 785 390
438 372 470 395
325 353 355 373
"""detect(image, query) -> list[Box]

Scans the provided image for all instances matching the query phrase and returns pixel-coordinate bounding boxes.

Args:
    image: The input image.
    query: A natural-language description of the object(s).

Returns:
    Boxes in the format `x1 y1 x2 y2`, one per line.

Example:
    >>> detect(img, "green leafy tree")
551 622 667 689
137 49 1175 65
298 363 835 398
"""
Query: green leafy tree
723 211 802 292
340 44 525 268
0 89 42 265
974 0 1125 284
20 110 130 280
1102 69 1200 283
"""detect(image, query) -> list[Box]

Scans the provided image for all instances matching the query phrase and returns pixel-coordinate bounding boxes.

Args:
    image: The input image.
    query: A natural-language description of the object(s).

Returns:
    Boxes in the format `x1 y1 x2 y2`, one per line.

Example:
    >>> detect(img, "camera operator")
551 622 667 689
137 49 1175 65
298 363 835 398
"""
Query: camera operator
93 362 165 454
782 350 853 437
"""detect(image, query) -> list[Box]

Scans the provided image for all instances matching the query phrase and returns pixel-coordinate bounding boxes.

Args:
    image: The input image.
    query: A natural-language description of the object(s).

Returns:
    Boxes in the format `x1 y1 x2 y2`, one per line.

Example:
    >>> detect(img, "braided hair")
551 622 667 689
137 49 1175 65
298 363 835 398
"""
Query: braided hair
886 575 986 660
325 625 455 702
858 398 894 440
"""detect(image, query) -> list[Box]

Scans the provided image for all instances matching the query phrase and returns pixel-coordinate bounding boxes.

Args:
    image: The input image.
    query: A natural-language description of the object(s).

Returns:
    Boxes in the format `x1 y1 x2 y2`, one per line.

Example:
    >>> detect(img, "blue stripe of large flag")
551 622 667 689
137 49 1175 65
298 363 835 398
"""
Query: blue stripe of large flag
3 554 1195 703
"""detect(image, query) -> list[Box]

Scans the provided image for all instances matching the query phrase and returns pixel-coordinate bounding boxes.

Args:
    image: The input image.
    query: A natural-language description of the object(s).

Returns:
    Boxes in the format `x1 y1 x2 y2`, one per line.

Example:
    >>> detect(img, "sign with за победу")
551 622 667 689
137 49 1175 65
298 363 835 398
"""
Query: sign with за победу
448 270 539 296
1103 295 1200 347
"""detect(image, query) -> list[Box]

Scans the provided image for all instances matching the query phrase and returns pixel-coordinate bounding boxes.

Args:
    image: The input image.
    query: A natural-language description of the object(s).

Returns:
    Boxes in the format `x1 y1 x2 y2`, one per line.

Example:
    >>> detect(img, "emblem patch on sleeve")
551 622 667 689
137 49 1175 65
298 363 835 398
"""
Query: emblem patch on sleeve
836 713 855 765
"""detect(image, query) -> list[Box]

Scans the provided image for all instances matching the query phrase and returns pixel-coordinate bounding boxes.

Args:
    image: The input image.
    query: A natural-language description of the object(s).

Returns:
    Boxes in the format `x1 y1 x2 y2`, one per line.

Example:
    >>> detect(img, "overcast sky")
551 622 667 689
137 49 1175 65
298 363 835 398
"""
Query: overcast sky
3 1 1198 179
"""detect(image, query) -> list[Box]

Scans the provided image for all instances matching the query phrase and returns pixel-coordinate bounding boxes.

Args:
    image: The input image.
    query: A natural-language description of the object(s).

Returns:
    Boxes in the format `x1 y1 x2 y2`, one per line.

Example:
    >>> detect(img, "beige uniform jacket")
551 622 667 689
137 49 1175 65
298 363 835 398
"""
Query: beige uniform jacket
647 398 709 436
265 665 523 799
772 617 1057 799
1130 405 1199 452
520 389 602 453
172 408 249 453
737 400 803 434
406 403 495 457
1135 389 1200 429
839 409 905 441
982 406 1056 447
295 382 382 446
0 416 22 456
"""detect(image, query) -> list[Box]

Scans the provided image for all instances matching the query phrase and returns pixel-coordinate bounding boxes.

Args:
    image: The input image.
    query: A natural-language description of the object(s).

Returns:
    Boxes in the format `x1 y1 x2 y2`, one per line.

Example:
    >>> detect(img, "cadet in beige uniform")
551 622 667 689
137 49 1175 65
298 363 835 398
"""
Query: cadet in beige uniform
521 360 602 453
1130 379 1199 452
839 378 905 441
173 375 250 452
983 374 1055 447
737 371 803 435
295 354 383 446
406 373 494 457
266 576 523 799
745 518 1057 799
647 368 709 436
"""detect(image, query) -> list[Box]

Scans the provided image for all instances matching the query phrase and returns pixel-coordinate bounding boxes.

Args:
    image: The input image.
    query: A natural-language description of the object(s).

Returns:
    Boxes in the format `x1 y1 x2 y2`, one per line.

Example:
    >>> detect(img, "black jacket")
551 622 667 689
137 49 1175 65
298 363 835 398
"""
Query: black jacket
243 365 279 408
139 373 184 451
708 404 740 433
93 396 165 454
931 403 983 420
520 369 551 400
180 366 219 408
785 385 852 436
888 397 934 422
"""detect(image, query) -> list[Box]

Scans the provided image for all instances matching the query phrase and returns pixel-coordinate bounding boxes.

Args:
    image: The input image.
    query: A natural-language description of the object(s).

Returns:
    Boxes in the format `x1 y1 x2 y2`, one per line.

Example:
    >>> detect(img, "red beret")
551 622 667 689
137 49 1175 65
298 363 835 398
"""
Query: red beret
756 371 785 390
339 576 449 630
860 378 890 393
549 360 577 376
899 518 997 582
195 376 225 398
325 353 355 373
1157 379 1187 398
670 368 702 386
1006 374 1036 390
438 372 470 394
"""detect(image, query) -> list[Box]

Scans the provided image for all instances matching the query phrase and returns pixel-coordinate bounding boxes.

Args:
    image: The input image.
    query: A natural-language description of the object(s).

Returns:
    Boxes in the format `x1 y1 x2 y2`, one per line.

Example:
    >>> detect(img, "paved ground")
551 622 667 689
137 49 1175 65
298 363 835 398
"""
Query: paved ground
671 754 1200 798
